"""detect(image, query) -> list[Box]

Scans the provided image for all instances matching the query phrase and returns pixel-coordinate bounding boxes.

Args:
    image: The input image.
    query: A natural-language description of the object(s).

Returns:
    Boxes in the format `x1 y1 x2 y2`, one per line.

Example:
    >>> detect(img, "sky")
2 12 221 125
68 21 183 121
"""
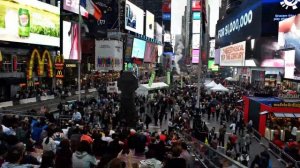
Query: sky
171 0 187 35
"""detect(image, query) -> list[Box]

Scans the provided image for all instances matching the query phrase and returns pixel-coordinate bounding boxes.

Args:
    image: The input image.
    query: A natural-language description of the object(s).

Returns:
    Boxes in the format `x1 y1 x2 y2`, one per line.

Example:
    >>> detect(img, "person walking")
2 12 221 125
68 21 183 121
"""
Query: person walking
145 114 152 129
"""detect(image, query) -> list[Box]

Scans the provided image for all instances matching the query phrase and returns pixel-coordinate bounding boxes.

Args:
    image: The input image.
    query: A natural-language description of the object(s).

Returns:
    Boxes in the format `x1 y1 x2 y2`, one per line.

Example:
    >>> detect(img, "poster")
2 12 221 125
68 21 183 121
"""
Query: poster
0 0 60 46
220 41 246 66
95 40 123 71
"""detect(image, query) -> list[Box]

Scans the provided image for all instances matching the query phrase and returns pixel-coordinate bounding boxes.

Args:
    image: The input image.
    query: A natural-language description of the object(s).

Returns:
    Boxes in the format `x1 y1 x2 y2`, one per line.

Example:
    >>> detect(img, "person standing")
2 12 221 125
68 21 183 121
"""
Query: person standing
219 124 226 147
216 104 220 121
145 114 152 129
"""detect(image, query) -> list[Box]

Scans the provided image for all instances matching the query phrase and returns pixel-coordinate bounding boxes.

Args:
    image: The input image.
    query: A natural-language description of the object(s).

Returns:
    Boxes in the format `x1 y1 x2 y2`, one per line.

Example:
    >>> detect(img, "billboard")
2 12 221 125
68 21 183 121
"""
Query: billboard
63 0 88 17
193 12 201 20
63 21 79 60
124 36 134 60
155 23 163 43
146 11 155 38
144 43 157 63
192 34 200 49
95 40 123 71
220 41 246 66
209 40 215 58
163 13 171 21
208 59 219 71
279 14 300 72
193 20 200 33
162 0 171 13
192 0 201 11
284 50 297 80
0 0 60 47
125 0 144 35
192 49 199 64
132 38 146 59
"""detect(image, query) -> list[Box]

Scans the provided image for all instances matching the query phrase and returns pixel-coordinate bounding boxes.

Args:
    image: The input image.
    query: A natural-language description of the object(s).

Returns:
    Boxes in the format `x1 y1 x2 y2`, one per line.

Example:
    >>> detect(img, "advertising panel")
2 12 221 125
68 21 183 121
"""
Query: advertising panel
279 14 300 73
164 33 171 42
192 49 199 64
124 36 134 60
284 50 296 80
209 40 215 58
220 41 246 66
144 42 154 63
63 21 79 60
63 0 88 17
214 49 220 64
215 0 262 48
193 12 201 20
163 13 171 21
95 40 123 71
162 0 171 13
192 34 200 49
155 23 163 43
0 0 60 47
146 11 155 38
208 59 219 71
192 0 201 11
192 20 200 33
125 0 144 35
132 38 146 59
157 45 163 63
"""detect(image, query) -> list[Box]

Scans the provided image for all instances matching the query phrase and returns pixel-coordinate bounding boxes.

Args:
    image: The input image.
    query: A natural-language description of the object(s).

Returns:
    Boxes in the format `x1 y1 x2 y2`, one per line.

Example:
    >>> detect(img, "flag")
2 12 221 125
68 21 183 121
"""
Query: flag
80 0 102 20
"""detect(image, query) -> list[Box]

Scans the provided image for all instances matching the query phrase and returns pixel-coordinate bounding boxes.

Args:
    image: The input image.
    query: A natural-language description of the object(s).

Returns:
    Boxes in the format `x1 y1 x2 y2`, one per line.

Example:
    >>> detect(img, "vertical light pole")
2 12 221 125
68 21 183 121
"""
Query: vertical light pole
78 2 82 101
196 0 203 109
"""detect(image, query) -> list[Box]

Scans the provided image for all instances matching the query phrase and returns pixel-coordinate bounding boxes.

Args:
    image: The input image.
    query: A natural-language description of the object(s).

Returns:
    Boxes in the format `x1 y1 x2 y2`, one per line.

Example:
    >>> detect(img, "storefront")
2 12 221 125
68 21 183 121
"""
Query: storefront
243 96 300 141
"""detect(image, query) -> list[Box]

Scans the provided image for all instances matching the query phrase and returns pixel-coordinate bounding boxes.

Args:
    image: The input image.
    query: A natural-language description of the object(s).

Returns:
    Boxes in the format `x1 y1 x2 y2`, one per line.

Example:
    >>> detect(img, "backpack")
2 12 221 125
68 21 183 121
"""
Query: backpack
241 154 249 166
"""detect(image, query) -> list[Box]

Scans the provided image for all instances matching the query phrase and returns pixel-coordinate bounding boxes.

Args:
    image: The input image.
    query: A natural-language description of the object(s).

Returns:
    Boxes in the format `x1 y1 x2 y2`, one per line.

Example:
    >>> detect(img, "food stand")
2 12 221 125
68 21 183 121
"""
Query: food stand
243 96 300 141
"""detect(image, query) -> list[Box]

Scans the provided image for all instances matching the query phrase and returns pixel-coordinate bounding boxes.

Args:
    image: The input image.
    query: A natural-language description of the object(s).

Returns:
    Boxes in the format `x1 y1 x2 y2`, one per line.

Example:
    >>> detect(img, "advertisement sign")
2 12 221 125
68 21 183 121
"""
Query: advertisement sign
164 33 171 42
192 20 200 33
261 0 300 36
208 59 219 71
124 36 134 60
193 12 201 20
284 50 298 80
214 49 221 64
146 11 155 38
155 23 163 43
215 0 262 48
132 38 146 59
125 0 144 35
192 0 201 11
157 45 163 63
0 0 60 47
192 34 200 49
192 49 199 64
220 41 246 66
162 0 171 13
209 40 215 58
27 49 54 79
148 71 156 87
95 40 123 71
63 0 88 16
144 42 154 63
279 15 300 79
63 21 79 60
163 13 171 21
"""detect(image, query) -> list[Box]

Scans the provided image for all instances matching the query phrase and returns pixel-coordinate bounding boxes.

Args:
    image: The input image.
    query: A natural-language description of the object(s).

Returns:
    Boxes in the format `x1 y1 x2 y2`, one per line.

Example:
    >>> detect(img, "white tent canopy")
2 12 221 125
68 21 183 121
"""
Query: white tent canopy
210 84 229 92
225 77 238 81
205 81 217 88
136 82 169 96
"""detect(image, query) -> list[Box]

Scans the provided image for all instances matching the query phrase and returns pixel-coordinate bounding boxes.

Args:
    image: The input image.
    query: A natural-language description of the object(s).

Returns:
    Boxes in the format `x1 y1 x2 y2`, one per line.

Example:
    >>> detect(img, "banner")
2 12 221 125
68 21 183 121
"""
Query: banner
0 0 60 47
167 71 171 85
148 71 156 87
220 41 246 66
95 40 123 71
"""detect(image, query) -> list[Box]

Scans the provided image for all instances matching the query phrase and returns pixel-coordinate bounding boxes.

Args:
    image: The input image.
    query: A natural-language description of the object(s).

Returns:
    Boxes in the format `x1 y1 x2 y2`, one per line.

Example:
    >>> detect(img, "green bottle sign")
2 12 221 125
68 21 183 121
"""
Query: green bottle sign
18 8 30 37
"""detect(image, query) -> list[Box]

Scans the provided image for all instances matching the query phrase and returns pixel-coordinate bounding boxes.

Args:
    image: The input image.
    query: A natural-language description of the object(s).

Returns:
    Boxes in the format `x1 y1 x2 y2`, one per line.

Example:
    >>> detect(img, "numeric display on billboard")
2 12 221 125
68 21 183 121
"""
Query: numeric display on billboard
0 0 60 46
125 0 144 35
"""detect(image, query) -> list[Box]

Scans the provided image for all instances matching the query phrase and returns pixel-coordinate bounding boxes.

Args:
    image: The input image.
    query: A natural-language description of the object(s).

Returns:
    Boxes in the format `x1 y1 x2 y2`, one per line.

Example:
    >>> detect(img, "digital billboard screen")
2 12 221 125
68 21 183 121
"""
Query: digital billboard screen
131 38 146 59
192 49 199 64
0 0 60 47
208 59 219 71
125 0 144 35
193 12 201 20
193 20 200 33
220 41 246 66
146 11 155 38
63 21 79 60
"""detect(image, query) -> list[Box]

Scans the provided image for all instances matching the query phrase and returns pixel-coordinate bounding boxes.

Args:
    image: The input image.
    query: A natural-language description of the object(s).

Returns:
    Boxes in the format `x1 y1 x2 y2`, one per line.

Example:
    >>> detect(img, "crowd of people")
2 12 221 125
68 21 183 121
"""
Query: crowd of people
0 79 279 168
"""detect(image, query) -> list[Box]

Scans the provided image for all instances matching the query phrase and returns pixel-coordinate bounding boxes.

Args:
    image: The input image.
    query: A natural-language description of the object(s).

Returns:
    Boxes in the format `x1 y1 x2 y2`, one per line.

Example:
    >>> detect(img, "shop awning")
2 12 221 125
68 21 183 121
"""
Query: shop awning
273 113 296 118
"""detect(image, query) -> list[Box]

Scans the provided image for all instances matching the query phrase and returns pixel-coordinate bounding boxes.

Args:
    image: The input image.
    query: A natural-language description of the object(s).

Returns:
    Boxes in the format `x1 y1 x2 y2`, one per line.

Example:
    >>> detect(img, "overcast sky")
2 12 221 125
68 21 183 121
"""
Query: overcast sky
171 0 187 35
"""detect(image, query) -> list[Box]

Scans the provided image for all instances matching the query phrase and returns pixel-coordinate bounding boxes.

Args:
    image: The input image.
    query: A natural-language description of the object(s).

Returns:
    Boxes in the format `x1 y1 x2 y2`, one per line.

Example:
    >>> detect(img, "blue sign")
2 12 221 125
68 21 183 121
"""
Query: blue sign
163 13 171 21
132 38 146 59
193 12 201 20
